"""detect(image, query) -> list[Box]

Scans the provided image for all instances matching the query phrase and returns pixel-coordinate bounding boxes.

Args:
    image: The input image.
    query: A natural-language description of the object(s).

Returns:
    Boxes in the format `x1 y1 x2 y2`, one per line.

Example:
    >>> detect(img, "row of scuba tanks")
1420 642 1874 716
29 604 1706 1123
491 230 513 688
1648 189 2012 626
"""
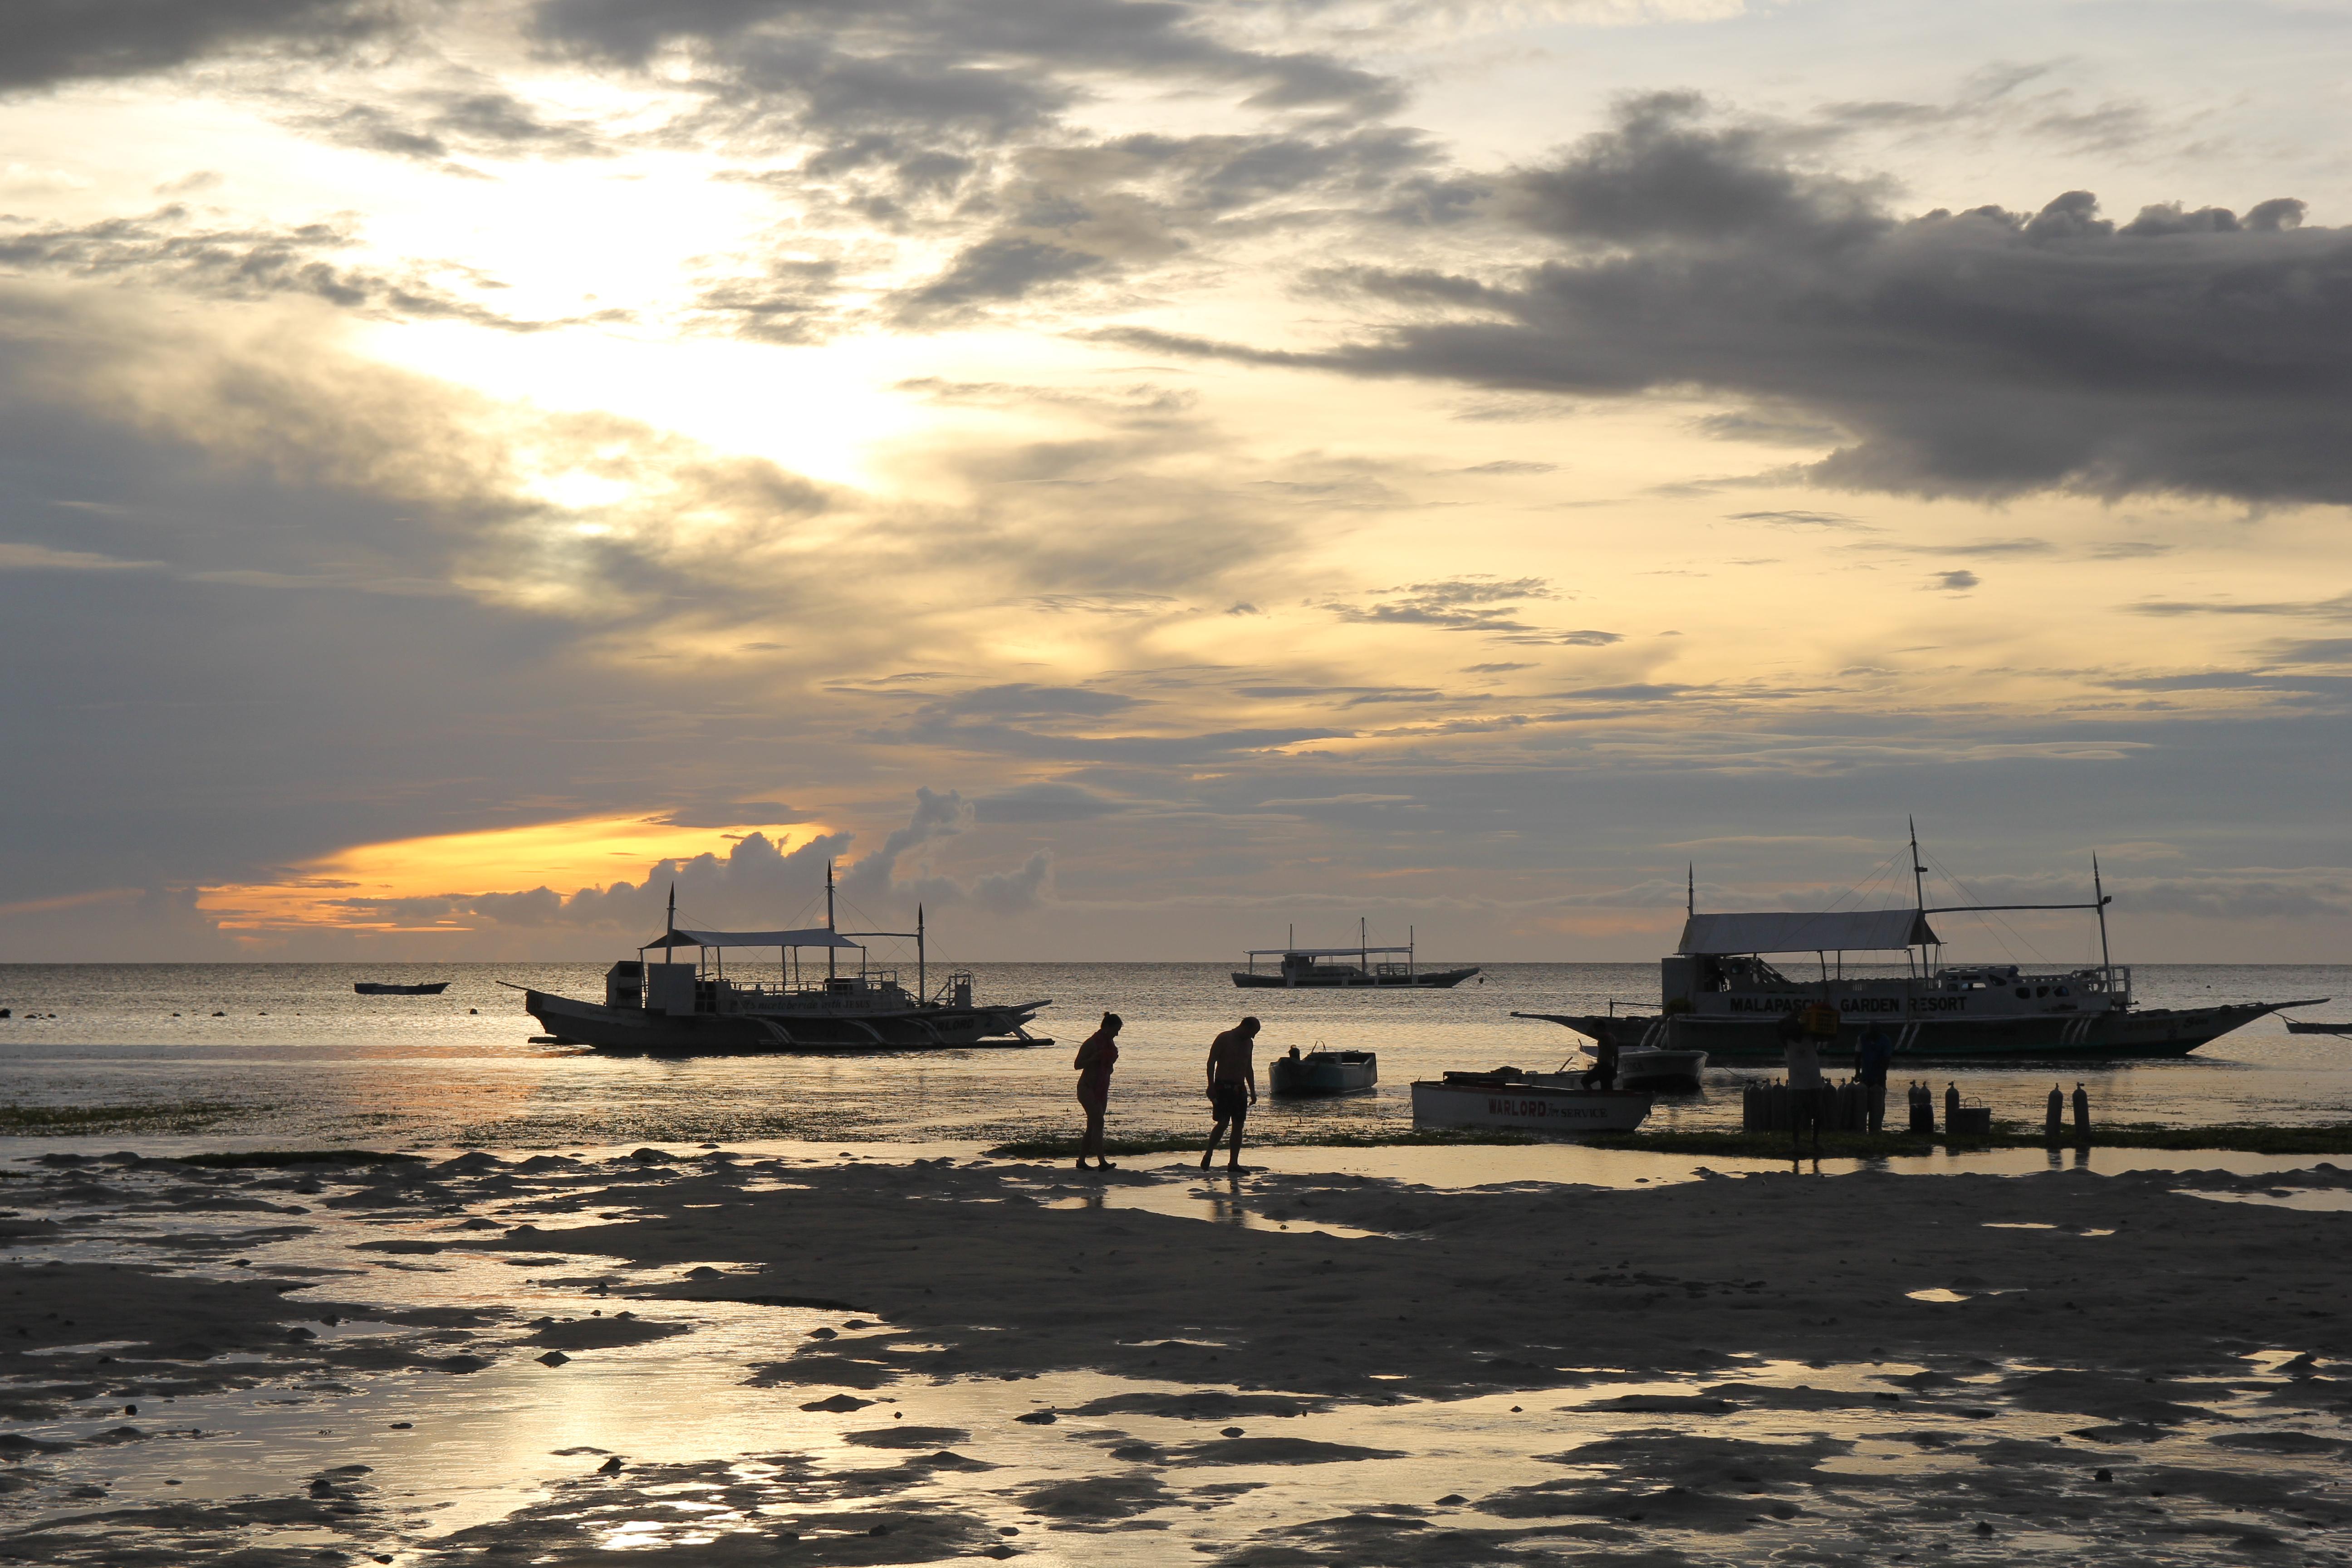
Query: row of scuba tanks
1906 1079 2092 1137
1740 1079 2094 1136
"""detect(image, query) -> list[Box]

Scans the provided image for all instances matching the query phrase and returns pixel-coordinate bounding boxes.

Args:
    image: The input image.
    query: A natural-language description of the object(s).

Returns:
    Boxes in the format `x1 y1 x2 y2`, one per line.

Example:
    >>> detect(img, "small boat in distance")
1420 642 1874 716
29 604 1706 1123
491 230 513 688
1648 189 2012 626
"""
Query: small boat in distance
1234 921 1480 989
354 981 450 995
2283 1017 2352 1035
1410 1070 1652 1133
1269 1044 1377 1096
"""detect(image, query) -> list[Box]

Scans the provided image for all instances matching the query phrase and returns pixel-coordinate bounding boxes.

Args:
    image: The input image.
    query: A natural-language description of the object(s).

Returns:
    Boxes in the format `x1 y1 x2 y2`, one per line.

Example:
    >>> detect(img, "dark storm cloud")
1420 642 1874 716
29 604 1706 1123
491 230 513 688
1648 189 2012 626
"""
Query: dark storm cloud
0 0 403 92
1127 93 2352 506
0 207 615 332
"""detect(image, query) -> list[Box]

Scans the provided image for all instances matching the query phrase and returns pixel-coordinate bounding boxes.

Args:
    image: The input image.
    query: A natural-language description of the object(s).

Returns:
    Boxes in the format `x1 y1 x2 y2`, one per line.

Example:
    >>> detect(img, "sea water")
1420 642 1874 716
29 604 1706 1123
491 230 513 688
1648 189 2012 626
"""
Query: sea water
0 962 2345 1152
0 959 2342 1152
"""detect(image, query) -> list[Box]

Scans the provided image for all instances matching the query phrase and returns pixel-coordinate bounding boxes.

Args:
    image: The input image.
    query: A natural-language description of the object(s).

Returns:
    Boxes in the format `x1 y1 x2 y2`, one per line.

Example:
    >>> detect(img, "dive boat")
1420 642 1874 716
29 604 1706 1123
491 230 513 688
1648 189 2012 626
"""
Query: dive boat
1233 921 1480 989
510 868 1049 1053
1410 1070 1652 1133
354 981 450 995
1269 1045 1377 1095
1524 825 2326 1063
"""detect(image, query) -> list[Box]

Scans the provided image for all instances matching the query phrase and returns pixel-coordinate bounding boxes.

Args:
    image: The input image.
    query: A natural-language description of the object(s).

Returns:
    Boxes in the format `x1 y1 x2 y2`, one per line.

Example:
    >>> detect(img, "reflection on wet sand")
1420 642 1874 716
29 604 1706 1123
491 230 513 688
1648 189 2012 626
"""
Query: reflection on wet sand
0 1146 2343 1563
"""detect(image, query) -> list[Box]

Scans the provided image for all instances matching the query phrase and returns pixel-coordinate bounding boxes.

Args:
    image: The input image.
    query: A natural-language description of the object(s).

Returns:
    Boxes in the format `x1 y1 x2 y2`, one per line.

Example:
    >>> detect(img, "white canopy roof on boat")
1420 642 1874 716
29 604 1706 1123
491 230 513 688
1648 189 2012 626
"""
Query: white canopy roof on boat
1678 909 1940 956
641 926 861 951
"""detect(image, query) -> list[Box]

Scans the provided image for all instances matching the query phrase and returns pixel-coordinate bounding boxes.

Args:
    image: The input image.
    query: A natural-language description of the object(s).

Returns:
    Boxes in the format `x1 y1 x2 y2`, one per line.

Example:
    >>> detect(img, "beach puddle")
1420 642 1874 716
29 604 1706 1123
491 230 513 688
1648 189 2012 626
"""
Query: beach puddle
2176 1187 2352 1213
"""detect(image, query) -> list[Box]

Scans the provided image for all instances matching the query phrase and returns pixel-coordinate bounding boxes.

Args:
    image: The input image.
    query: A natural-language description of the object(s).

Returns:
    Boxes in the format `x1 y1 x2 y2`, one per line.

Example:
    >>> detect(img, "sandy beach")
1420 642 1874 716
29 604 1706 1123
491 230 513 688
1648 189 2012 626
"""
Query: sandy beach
0 1144 2344 1564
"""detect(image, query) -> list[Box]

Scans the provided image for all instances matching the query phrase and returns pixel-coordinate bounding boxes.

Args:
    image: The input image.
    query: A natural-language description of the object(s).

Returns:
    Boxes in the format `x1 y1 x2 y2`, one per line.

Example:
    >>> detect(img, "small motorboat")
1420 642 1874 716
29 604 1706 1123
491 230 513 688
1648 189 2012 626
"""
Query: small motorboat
353 981 451 996
1410 1068 1652 1134
1512 1012 1707 1090
2283 1016 2352 1034
1269 1044 1377 1096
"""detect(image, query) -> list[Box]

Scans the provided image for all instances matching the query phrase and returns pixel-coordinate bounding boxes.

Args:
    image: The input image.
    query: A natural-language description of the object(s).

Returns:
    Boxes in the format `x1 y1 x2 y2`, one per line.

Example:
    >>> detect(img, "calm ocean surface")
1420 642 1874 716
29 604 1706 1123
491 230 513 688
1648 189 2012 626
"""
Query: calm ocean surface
0 962 2346 1151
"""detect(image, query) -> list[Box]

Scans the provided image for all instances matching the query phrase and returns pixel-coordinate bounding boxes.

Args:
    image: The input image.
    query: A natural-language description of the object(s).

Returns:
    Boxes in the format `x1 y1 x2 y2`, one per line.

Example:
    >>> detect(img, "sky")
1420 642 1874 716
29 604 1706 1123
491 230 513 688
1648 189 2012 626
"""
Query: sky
3 0 2349 965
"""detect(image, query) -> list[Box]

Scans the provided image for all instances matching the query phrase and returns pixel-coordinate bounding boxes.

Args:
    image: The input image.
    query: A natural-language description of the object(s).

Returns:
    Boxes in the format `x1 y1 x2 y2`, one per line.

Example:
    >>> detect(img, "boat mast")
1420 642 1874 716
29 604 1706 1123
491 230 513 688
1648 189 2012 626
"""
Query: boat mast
918 902 926 1001
665 882 676 974
1908 817 1929 980
2092 853 2114 995
1686 862 1694 917
826 859 837 980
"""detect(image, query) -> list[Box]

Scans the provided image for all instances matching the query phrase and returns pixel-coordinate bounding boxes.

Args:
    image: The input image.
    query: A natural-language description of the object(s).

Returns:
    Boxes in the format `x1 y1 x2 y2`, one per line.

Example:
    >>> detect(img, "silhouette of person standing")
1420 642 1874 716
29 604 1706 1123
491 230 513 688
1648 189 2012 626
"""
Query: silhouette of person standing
1201 1016 1259 1171
1073 1012 1122 1171
1583 1026 1620 1092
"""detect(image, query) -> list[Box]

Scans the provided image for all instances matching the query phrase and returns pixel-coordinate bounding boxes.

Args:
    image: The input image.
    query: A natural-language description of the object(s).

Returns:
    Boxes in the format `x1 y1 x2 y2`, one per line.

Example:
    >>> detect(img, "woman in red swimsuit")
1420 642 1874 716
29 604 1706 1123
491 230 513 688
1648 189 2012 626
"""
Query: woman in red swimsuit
1073 1012 1123 1171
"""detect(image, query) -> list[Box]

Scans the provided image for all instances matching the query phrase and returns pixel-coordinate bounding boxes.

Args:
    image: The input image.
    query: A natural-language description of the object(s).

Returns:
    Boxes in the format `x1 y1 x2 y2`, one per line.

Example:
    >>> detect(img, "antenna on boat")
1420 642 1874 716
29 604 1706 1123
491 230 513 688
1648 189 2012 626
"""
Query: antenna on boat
826 859 837 980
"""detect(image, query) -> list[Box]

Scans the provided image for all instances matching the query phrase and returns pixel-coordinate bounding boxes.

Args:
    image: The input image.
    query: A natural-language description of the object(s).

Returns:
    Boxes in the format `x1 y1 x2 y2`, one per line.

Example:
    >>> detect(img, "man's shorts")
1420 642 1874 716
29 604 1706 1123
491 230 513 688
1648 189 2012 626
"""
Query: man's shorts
1210 1082 1249 1121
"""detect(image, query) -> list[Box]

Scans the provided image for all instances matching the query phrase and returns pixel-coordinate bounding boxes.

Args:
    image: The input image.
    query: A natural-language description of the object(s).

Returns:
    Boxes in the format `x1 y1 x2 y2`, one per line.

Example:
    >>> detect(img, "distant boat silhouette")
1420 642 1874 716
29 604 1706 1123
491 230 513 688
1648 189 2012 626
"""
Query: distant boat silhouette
354 981 450 996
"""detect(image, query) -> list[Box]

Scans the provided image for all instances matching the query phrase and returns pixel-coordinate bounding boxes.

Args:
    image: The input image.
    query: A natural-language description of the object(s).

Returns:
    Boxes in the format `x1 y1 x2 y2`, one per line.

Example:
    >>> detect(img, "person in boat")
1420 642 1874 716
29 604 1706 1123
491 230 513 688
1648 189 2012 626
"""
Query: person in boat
1073 1012 1123 1172
1582 1025 1619 1091
1856 1023 1895 1134
1201 1016 1260 1171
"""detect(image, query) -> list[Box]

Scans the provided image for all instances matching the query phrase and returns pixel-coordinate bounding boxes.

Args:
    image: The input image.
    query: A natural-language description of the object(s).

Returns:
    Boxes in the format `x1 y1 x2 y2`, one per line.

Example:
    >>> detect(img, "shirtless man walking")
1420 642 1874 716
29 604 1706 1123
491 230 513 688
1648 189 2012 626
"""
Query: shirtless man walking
1201 1016 1259 1171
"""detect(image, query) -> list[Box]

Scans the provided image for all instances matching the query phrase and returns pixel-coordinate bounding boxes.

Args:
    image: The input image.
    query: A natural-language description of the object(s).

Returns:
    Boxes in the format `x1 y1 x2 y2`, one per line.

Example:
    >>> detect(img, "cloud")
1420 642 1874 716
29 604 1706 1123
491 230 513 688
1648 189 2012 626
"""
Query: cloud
1330 576 1555 632
1137 93 2352 506
973 783 1130 823
0 206 616 332
0 0 403 92
1727 509 1876 530
839 787 1055 913
1930 569 1980 591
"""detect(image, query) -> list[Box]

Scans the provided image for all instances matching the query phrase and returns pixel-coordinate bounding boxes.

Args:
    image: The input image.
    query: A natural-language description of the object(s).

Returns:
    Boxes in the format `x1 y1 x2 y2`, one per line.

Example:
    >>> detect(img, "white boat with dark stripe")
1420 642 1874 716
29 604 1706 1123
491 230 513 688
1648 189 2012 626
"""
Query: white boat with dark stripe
1410 1071 1653 1133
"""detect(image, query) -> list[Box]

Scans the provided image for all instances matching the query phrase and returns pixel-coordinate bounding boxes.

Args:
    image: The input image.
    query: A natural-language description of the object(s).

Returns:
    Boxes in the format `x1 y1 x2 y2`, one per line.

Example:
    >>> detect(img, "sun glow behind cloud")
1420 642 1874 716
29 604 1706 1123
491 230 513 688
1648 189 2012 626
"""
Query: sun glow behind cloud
201 814 827 939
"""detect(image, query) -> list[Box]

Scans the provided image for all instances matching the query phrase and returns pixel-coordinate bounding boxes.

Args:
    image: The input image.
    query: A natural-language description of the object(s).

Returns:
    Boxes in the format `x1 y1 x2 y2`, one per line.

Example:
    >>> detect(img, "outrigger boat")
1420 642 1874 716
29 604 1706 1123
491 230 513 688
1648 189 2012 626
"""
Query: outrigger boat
2283 1017 2352 1035
1520 823 2326 1063
1234 921 1480 989
353 980 449 996
511 867 1050 1053
1410 1070 1652 1133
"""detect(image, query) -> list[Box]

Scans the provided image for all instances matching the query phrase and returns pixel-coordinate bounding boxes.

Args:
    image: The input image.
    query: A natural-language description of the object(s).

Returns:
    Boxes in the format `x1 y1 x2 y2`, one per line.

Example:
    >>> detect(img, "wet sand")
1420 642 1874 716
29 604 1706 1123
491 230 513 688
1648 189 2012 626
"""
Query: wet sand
0 1148 2345 1563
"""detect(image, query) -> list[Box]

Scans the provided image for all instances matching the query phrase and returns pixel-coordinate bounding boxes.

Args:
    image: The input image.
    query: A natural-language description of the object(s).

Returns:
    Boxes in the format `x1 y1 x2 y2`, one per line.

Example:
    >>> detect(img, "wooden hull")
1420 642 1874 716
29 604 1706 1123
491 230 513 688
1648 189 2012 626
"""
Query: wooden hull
523 989 1048 1053
355 982 449 995
1269 1052 1377 1095
1232 966 1480 989
2284 1020 2352 1034
1518 1002 2306 1062
1410 1078 1652 1134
